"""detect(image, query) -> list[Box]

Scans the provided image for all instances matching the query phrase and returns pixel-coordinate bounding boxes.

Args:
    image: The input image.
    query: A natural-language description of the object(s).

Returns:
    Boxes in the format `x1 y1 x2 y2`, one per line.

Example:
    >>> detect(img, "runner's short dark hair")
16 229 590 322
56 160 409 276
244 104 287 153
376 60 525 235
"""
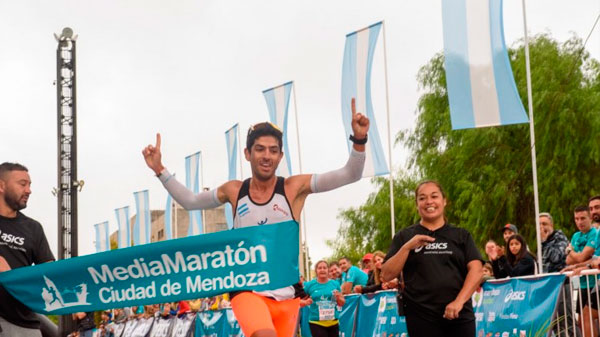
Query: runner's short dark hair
246 122 283 152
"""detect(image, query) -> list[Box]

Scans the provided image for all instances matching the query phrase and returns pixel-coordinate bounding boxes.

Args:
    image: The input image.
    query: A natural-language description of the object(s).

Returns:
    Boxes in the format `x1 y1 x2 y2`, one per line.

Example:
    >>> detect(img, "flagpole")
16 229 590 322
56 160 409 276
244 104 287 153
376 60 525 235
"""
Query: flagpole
173 199 178 239
382 21 396 237
521 0 542 271
238 124 244 180
200 151 206 234
292 83 310 279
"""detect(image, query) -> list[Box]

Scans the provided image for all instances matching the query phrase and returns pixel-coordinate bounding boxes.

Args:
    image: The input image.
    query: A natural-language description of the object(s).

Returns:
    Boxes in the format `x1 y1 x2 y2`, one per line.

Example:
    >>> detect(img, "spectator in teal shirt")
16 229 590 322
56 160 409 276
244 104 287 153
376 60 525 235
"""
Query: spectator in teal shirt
339 257 368 294
565 206 597 318
301 260 345 337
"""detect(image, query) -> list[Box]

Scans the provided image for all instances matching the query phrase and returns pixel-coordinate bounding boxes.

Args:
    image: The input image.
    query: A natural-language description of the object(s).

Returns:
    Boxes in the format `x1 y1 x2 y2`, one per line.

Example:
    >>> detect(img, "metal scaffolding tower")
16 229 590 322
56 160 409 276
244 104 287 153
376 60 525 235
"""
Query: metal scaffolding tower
55 27 80 337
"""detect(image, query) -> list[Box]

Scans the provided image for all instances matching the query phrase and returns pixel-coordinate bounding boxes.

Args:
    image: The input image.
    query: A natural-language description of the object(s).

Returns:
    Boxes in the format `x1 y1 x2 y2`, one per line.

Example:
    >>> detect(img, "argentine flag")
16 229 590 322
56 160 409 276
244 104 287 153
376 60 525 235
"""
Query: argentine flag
225 124 239 229
115 206 130 248
263 81 293 177
341 22 389 177
94 221 110 252
186 151 203 236
442 0 529 129
133 190 151 245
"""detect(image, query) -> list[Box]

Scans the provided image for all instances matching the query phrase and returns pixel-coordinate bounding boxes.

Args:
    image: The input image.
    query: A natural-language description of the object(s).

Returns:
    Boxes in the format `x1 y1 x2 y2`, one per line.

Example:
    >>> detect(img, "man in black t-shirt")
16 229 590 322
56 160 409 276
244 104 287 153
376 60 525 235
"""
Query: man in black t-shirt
0 162 55 337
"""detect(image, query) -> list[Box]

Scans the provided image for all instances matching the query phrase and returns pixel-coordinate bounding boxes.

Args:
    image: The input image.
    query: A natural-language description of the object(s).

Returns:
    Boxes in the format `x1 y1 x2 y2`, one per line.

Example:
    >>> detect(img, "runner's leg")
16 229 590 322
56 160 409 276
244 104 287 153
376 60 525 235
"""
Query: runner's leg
267 297 300 337
231 292 276 337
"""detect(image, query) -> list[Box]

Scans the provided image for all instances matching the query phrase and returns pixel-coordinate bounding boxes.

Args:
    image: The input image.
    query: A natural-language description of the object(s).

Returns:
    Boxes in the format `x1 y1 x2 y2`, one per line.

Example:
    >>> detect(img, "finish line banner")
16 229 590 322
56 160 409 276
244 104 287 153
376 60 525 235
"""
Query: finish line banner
0 221 299 315
474 274 564 336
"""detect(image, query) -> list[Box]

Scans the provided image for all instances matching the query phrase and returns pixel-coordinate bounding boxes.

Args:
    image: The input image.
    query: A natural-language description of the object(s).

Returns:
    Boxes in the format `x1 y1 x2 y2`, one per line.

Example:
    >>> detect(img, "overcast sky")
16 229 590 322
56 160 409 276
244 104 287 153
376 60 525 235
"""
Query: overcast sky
1 0 599 262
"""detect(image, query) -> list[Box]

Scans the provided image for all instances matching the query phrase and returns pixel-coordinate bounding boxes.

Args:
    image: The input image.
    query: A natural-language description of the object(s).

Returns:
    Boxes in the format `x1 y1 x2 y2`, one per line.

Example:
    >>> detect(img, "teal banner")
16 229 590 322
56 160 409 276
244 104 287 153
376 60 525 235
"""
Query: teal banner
355 290 408 336
474 274 565 336
339 293 360 337
195 310 244 337
0 221 299 315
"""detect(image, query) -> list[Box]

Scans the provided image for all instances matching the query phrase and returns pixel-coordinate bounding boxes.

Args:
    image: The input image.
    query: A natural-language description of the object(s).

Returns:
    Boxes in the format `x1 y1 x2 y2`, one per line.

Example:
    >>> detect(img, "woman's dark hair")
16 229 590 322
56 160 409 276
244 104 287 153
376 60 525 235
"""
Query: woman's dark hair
506 234 534 266
414 180 446 202
314 260 329 272
414 180 448 222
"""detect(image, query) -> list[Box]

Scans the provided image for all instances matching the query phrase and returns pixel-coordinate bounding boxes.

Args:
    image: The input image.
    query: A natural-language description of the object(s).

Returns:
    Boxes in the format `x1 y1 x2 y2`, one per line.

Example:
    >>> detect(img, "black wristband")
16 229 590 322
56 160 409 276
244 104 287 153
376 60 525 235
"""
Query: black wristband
349 134 368 145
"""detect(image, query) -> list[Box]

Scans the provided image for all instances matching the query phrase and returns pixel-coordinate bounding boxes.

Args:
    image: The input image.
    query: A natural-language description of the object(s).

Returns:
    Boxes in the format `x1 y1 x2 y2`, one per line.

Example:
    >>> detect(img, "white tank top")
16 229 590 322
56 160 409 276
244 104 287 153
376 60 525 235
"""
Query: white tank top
233 177 297 300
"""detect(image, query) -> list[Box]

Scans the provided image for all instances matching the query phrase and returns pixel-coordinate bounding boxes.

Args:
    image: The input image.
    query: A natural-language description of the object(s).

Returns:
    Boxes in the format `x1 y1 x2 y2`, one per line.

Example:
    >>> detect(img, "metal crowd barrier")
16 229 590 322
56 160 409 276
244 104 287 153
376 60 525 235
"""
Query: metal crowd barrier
492 269 600 337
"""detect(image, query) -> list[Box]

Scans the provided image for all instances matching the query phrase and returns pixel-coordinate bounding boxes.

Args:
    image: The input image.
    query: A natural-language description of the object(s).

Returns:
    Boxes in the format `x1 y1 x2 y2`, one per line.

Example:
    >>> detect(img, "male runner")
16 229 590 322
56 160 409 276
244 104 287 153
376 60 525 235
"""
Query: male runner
142 99 369 337
0 163 55 337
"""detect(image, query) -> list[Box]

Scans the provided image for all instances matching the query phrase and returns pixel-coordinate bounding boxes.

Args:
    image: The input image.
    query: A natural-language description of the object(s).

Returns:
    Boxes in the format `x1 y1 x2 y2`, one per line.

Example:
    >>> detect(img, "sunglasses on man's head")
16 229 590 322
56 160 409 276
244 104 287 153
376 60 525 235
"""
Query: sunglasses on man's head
247 122 282 136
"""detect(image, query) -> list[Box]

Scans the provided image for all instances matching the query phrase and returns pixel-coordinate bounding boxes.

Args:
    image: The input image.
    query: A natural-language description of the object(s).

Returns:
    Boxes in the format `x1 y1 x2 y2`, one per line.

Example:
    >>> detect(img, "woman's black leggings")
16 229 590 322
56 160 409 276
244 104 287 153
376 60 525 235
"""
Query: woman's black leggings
308 322 339 337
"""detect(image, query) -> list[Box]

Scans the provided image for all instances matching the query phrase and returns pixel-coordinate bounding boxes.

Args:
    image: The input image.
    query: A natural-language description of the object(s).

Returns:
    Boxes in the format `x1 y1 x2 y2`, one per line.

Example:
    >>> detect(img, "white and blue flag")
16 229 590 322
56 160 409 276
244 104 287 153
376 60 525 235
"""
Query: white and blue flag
115 206 130 249
185 151 203 236
164 193 174 240
341 22 389 177
133 190 151 245
442 0 528 130
94 221 110 253
263 81 293 177
225 124 239 229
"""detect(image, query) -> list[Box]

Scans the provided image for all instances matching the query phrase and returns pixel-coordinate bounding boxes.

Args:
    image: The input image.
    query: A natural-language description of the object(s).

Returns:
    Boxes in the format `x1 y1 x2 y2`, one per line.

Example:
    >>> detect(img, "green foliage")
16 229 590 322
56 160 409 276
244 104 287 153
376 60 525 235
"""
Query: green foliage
329 34 600 258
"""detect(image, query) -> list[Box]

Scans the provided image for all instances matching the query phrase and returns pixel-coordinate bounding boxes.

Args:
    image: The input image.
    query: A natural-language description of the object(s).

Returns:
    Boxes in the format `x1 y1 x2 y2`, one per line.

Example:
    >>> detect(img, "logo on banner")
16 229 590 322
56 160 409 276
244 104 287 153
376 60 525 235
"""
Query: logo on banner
504 290 526 303
41 276 90 311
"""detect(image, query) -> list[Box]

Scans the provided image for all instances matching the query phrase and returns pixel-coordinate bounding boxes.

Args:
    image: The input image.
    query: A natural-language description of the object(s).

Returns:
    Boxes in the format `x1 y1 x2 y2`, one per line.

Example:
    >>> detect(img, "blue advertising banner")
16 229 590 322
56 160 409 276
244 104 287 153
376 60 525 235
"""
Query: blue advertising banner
195 310 225 337
474 274 565 337
171 313 196 337
339 293 360 337
195 309 245 337
355 290 408 337
0 221 299 315
224 308 245 337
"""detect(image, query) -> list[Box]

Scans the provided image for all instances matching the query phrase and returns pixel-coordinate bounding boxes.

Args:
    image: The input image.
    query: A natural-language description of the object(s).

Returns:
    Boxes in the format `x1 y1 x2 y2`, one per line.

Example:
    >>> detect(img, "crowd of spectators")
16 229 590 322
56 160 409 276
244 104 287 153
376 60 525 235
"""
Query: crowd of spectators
65 295 231 336
477 195 600 337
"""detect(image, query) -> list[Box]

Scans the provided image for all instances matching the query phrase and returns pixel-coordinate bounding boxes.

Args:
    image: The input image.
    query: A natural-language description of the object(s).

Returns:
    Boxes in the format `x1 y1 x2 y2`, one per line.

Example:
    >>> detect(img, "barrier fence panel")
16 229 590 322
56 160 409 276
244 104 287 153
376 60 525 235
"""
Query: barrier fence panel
87 272 600 337
563 269 600 337
474 274 564 337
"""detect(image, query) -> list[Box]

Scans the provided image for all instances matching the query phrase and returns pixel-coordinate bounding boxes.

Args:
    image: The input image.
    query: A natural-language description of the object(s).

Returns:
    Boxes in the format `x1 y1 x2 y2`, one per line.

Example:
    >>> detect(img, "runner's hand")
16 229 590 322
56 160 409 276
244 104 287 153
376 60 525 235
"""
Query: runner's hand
142 133 165 175
350 98 369 139
443 299 463 320
353 285 362 293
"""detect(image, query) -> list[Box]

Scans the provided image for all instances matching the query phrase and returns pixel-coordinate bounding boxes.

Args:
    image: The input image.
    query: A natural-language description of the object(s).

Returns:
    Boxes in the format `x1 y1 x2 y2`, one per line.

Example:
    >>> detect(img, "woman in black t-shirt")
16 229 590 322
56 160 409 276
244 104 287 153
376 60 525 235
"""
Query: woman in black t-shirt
491 234 536 278
381 180 484 337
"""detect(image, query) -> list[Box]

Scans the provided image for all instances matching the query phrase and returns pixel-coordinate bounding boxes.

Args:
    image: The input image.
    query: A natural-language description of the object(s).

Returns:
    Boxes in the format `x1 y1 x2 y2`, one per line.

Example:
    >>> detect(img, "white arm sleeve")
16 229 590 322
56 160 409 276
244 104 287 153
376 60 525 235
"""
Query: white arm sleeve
310 149 365 193
158 169 223 210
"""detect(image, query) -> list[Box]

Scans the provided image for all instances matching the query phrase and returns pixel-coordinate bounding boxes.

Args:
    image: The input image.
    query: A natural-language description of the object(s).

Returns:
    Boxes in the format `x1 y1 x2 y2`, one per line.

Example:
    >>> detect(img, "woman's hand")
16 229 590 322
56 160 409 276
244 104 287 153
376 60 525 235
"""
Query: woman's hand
443 299 464 320
382 278 399 290
353 285 362 294
299 298 313 307
404 234 435 251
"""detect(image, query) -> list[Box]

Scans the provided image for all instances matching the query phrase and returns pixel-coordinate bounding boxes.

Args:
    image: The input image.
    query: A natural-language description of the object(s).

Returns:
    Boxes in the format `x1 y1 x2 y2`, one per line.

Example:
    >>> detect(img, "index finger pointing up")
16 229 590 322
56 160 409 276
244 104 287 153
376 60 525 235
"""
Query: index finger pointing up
351 98 356 117
156 133 161 150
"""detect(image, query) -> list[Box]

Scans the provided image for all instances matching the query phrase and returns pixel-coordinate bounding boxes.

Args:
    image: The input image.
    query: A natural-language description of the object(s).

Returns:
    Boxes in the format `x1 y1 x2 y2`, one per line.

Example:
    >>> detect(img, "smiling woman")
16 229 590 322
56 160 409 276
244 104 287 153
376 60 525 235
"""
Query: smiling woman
381 180 483 337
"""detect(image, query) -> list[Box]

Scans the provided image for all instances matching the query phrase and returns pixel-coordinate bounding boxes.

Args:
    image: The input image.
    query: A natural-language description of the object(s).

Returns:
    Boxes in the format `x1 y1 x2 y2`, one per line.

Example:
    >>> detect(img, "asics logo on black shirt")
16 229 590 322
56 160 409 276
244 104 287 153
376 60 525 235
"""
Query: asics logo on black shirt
414 242 448 253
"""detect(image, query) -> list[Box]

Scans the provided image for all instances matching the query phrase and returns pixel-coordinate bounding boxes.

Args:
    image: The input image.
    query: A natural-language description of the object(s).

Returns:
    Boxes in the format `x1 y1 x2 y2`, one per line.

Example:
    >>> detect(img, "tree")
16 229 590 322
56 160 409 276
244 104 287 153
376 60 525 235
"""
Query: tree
329 34 600 258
